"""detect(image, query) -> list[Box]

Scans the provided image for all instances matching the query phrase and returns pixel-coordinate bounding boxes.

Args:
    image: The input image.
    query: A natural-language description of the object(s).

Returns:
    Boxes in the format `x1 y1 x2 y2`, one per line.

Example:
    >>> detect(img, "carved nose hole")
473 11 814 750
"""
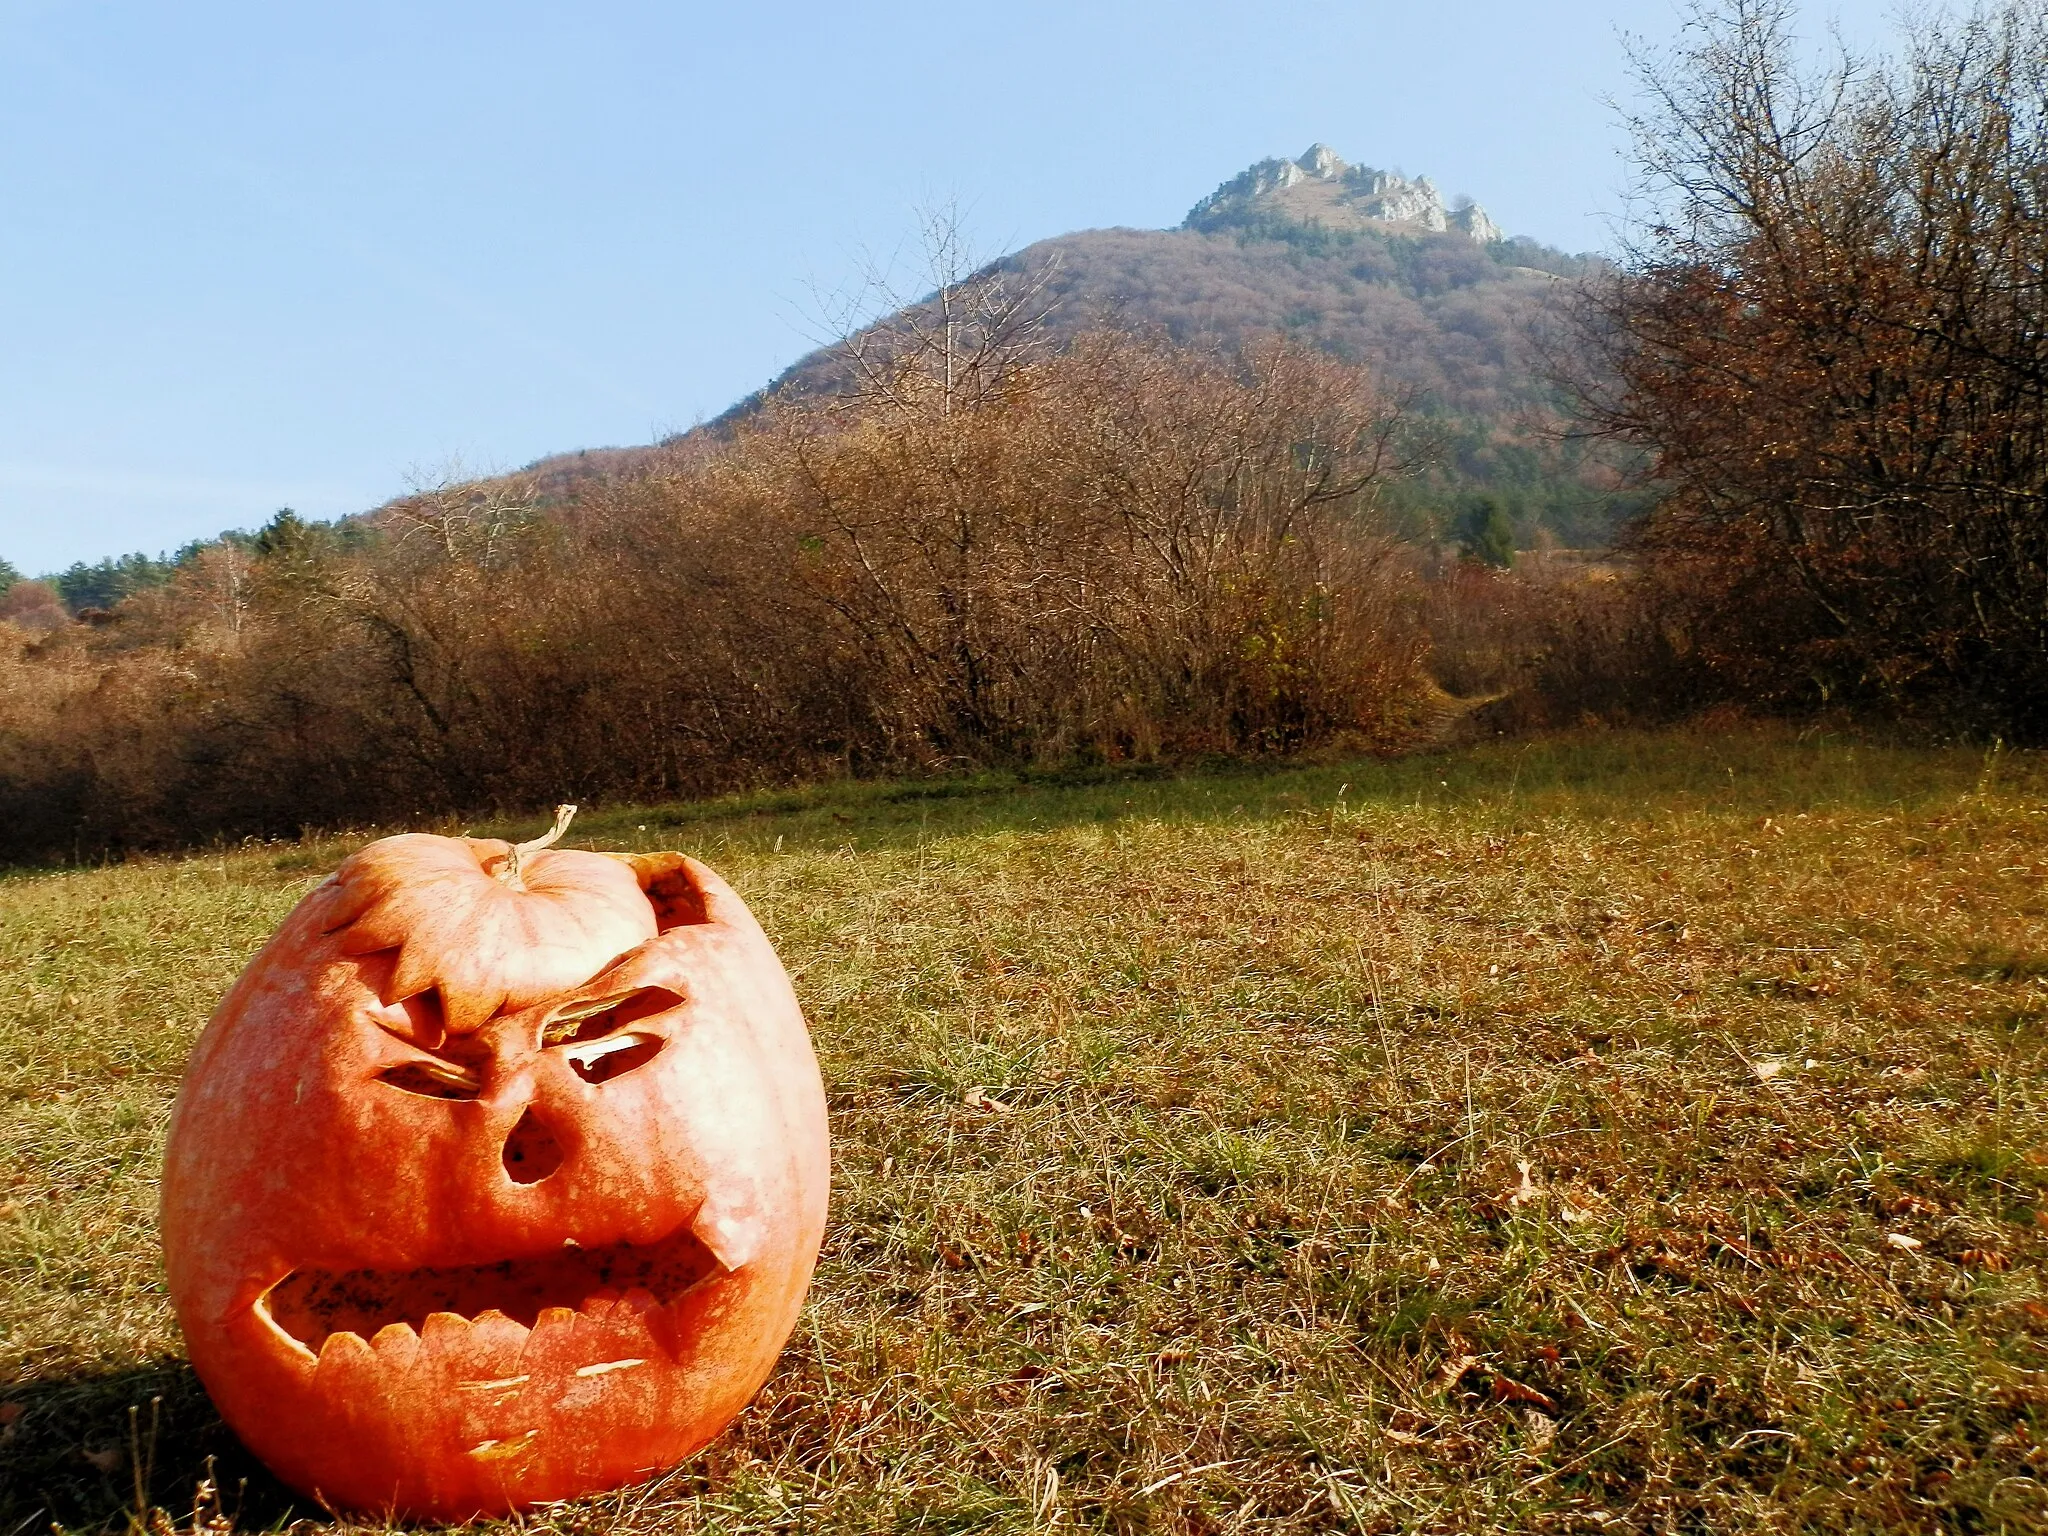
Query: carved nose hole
502 1110 564 1185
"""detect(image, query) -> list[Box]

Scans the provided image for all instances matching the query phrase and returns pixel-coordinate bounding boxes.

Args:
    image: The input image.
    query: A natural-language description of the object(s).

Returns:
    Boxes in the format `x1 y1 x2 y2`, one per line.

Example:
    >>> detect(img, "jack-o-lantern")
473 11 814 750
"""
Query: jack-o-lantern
160 809 829 1520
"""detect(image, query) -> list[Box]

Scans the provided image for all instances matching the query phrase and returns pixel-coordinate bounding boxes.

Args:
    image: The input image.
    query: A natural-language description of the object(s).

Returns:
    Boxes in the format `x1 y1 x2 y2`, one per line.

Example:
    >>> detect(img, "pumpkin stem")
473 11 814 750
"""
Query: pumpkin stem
499 803 578 888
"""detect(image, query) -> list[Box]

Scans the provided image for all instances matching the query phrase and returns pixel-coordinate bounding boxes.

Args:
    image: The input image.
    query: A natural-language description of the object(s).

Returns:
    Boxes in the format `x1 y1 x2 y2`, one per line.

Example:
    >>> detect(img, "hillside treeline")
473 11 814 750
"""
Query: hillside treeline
0 331 1438 861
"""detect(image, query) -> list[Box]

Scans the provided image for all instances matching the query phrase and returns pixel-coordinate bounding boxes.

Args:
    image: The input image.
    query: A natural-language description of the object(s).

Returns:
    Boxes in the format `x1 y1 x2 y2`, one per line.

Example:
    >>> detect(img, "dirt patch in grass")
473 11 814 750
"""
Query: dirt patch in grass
4 726 2046 1533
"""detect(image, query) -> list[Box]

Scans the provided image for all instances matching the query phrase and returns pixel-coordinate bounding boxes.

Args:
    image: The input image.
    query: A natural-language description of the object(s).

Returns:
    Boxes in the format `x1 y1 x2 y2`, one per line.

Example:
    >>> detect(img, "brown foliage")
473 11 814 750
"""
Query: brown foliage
1423 554 1710 732
715 331 1431 763
1581 0 2048 734
0 580 68 633
0 332 1436 862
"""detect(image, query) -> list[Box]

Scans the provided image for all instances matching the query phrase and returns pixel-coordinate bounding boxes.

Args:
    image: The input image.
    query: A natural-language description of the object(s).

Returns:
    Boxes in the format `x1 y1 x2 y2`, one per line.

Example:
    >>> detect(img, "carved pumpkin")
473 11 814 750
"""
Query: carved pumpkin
160 809 829 1520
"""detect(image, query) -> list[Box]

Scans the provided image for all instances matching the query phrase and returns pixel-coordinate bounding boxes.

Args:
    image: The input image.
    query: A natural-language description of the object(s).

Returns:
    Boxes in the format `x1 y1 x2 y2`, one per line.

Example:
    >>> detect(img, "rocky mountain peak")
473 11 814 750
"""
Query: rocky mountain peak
1297 142 1347 179
1184 144 1503 244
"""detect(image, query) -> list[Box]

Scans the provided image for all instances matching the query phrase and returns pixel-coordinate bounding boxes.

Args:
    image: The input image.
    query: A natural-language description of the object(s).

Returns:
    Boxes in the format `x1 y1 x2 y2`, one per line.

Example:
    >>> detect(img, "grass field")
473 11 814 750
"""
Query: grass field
4 726 2047 1534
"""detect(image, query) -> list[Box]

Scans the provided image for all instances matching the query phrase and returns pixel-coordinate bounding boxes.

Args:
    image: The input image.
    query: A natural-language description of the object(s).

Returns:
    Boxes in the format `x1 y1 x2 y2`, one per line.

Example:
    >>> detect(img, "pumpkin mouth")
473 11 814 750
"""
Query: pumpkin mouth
257 1223 724 1356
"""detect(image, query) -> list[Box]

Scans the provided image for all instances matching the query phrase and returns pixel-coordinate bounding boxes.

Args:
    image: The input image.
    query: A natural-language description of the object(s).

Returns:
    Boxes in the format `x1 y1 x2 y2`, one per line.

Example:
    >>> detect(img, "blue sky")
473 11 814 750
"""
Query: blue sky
0 0 1890 573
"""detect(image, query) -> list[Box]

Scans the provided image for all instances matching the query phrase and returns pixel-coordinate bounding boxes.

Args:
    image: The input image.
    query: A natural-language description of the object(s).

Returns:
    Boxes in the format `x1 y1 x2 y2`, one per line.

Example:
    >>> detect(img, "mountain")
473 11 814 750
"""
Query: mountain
706 146 1625 544
25 146 1631 615
526 146 1631 547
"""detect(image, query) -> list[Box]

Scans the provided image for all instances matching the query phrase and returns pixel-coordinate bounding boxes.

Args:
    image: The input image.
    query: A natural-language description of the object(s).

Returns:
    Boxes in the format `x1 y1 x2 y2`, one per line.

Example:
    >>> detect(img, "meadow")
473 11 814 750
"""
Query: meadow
3 725 2046 1533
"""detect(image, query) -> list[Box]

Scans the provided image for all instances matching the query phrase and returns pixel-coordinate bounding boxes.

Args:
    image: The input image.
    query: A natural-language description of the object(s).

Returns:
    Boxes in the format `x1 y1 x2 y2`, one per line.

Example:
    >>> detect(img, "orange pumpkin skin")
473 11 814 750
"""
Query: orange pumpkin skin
160 836 828 1520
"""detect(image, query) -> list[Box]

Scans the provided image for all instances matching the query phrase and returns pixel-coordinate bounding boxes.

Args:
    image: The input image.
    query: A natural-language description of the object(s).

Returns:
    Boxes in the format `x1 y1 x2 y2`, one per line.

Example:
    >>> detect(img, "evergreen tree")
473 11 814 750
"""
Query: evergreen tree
252 507 309 560
52 552 175 613
1455 494 1517 568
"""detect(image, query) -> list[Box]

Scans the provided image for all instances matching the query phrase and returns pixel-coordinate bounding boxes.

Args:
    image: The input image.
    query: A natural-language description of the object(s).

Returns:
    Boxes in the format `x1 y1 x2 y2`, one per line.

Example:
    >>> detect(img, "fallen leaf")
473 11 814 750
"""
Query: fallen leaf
1521 1408 1558 1449
1958 1248 2009 1271
1882 1193 1939 1218
1436 1354 1482 1391
963 1086 1013 1113
1884 1231 1923 1251
1508 1160 1541 1208
83 1445 123 1473
1491 1372 1559 1412
0 1401 21 1426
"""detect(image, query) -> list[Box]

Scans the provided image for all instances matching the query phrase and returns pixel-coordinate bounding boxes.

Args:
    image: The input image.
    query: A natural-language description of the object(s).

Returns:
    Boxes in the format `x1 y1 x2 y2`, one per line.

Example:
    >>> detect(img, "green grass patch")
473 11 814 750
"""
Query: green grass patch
4 725 2048 1532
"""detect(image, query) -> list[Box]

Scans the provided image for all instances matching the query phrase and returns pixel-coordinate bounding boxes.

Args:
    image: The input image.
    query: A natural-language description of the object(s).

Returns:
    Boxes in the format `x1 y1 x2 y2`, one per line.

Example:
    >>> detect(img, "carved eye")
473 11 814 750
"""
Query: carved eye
561 1033 662 1084
374 991 488 1098
378 1057 483 1100
541 987 681 1085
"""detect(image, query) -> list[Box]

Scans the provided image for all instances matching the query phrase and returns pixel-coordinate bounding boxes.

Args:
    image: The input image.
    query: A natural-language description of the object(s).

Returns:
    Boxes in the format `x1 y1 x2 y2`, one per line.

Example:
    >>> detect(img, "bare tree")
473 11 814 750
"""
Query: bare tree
807 201 1065 418
1579 0 2048 730
381 462 541 569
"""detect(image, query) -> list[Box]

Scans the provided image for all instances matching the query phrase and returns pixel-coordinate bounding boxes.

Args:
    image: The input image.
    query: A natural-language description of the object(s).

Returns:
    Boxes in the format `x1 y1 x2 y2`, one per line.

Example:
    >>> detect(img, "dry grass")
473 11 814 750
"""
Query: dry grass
4 726 2047 1533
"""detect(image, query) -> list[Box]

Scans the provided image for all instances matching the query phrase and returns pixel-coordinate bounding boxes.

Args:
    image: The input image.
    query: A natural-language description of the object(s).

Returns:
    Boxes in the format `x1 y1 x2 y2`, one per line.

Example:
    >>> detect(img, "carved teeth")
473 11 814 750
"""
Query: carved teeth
311 1329 377 1389
517 1306 575 1374
297 1284 737 1379
533 1305 577 1333
316 1329 375 1366
259 1220 730 1366
465 1308 529 1367
370 1321 421 1370
419 1311 472 1348
290 1285 710 1358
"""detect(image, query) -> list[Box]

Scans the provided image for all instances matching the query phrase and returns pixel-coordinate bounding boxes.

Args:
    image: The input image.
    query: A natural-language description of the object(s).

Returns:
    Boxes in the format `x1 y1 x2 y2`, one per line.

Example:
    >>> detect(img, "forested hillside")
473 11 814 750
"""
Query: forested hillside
728 150 1633 547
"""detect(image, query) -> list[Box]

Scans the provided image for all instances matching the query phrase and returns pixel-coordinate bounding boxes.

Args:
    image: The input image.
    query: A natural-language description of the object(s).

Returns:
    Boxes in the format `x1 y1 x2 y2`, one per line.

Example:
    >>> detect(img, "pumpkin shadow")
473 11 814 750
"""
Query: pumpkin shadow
0 1358 321 1533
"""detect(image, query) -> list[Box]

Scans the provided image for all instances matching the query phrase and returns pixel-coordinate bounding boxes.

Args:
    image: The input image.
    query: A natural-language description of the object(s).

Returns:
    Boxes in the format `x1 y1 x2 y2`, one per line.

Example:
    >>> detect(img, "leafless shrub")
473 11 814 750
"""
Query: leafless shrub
1578 0 2048 735
707 328 1433 765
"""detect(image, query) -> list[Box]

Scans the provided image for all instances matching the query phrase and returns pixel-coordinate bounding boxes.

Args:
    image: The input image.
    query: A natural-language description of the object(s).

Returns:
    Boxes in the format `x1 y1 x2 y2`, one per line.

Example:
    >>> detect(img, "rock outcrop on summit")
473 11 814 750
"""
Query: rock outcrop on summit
1185 144 1504 244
